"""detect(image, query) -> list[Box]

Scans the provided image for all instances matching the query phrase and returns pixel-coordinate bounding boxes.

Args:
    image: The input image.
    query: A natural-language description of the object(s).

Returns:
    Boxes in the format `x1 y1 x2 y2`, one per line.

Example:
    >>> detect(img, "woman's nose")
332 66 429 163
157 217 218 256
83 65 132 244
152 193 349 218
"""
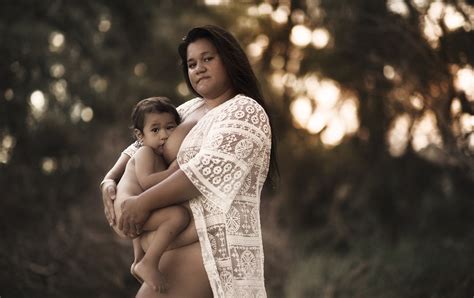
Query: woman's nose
196 61 206 73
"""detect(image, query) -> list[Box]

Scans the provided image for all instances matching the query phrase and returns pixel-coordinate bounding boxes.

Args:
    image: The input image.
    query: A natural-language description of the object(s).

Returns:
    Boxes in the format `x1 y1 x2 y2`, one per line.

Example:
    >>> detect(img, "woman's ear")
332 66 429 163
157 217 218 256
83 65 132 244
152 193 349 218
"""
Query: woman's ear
134 128 143 141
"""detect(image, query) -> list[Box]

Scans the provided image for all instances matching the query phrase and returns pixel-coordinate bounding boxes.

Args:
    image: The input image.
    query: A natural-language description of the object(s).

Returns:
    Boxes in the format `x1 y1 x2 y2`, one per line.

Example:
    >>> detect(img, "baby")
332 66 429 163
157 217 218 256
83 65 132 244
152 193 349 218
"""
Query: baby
112 97 189 292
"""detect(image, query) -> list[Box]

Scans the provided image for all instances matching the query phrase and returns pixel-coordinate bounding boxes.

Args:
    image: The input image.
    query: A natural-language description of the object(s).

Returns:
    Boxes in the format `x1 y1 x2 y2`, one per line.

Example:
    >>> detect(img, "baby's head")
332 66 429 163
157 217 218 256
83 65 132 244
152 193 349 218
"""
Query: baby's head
131 97 180 155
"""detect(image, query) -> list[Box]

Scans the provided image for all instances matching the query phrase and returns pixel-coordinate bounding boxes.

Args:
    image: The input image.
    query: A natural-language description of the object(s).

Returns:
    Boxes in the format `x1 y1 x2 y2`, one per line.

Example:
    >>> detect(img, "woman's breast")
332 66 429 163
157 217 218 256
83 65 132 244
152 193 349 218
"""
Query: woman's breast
163 120 198 164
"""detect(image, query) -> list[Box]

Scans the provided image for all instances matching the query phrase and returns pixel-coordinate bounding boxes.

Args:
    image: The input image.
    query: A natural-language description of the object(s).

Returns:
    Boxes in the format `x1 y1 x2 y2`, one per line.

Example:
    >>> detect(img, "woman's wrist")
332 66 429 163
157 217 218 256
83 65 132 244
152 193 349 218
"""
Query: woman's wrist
100 178 115 191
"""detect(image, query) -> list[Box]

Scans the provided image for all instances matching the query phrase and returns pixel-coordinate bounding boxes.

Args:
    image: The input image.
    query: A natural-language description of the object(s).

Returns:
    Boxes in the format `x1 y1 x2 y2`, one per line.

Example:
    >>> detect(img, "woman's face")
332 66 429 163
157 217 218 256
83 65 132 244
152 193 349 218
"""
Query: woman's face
186 38 234 101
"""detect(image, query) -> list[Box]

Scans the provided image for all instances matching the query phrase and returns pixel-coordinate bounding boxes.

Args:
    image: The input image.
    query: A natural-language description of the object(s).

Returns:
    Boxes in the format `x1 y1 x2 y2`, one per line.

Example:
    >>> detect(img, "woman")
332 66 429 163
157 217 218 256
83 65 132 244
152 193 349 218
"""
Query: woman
100 25 277 297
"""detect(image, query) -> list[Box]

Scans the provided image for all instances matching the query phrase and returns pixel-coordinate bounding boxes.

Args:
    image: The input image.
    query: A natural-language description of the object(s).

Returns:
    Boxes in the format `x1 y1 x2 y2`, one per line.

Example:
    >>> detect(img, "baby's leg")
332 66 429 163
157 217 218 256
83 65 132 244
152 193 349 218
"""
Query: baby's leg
131 238 145 283
134 205 190 292
167 203 198 250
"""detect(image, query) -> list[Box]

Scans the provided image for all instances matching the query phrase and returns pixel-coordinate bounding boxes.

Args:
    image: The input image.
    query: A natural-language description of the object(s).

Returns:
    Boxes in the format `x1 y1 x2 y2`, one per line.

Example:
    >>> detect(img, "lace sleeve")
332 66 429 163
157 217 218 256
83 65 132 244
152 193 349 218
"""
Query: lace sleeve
180 97 271 212
122 141 141 157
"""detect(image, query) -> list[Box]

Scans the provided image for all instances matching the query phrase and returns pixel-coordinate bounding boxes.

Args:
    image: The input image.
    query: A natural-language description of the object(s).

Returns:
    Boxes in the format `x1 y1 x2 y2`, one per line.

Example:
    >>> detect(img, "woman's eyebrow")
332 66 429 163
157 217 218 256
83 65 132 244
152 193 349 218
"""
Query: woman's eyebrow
187 51 214 62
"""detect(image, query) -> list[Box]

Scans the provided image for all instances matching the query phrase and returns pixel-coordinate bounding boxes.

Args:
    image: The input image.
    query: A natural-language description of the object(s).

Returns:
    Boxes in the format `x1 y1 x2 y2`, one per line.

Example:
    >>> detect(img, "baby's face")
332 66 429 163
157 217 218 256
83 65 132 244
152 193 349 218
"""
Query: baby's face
141 112 177 155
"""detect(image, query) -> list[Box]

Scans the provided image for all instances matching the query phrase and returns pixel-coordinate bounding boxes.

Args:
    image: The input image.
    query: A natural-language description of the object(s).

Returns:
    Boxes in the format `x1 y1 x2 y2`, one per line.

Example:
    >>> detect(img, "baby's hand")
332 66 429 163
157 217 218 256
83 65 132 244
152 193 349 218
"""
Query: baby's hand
168 159 180 171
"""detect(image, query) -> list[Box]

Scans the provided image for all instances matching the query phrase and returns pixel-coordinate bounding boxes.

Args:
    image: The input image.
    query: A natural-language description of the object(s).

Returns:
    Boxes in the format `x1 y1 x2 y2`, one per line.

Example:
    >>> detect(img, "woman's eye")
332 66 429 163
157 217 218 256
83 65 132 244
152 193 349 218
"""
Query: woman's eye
204 56 213 62
188 63 196 69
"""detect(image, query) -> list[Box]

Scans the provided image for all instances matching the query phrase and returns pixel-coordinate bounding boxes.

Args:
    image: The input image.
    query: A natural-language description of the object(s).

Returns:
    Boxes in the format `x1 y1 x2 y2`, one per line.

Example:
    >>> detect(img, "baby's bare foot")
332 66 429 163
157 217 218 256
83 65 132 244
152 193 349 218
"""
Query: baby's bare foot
134 259 167 292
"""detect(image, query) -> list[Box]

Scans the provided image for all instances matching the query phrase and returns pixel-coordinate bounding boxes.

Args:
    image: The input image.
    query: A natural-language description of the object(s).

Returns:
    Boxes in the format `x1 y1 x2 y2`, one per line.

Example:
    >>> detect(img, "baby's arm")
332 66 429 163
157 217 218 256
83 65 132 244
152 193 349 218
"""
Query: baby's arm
134 147 179 190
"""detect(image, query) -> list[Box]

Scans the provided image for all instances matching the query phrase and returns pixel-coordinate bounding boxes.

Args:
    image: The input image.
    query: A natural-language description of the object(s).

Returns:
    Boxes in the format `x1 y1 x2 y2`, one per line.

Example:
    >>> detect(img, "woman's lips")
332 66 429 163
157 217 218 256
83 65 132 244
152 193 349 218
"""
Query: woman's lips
197 76 210 84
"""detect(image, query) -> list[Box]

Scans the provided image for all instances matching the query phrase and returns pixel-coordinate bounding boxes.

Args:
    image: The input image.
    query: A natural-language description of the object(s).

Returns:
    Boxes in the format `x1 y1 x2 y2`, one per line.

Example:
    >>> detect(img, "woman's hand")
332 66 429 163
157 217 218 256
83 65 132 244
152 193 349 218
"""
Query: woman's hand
100 179 117 226
119 196 149 238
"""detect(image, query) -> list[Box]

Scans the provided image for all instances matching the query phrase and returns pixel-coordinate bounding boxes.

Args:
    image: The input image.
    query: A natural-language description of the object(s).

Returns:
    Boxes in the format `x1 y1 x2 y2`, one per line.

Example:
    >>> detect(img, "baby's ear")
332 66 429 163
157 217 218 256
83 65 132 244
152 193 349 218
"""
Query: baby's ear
134 128 143 140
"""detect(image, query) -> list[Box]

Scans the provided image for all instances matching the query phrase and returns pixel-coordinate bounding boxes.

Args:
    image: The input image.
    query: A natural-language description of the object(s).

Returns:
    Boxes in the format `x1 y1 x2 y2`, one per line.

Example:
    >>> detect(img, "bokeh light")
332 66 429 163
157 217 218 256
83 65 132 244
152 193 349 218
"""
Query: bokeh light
30 90 47 118
321 117 345 147
177 82 190 96
290 25 312 47
0 133 16 164
444 5 465 31
422 16 442 47
50 79 68 103
306 110 327 134
98 16 111 32
387 0 409 16
454 65 474 100
290 73 360 146
409 94 424 110
428 2 444 20
81 107 94 122
49 31 65 52
4 89 14 101
312 28 330 49
258 3 272 15
290 96 312 128
312 79 340 109
134 63 147 76
271 55 285 70
412 111 443 151
89 75 108 93
387 114 411 156
383 65 396 80
450 98 461 116
247 34 269 61
204 0 227 5
50 63 65 78
271 6 290 24
460 113 474 134
41 157 58 174
70 102 82 123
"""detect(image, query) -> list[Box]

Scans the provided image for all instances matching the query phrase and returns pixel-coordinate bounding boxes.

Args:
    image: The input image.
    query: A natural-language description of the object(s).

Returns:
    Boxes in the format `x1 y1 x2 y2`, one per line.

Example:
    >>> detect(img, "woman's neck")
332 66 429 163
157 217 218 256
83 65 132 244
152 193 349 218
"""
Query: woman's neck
203 89 237 110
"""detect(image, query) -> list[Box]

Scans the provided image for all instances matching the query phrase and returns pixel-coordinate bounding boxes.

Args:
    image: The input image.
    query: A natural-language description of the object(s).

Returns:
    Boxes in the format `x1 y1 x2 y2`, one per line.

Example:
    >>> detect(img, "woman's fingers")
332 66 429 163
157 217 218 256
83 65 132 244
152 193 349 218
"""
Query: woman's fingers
119 197 147 238
119 212 128 234
107 185 116 200
106 185 116 225
101 180 117 226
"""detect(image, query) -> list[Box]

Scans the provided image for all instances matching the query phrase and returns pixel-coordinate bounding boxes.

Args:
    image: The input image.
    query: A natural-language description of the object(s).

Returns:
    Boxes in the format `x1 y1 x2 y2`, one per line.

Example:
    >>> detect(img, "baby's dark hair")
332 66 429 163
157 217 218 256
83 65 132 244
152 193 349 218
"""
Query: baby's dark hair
131 97 180 133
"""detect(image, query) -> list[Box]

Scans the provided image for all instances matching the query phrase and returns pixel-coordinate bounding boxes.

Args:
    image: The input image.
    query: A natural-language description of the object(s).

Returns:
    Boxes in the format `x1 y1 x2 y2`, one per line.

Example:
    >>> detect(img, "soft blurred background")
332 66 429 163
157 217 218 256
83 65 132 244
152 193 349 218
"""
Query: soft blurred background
1 0 473 297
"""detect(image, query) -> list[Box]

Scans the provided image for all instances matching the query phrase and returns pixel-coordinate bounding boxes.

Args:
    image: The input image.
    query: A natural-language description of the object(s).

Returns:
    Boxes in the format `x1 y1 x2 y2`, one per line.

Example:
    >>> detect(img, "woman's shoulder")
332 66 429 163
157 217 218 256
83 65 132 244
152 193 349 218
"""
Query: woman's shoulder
222 94 268 119
217 94 270 132
177 97 203 118
228 94 265 112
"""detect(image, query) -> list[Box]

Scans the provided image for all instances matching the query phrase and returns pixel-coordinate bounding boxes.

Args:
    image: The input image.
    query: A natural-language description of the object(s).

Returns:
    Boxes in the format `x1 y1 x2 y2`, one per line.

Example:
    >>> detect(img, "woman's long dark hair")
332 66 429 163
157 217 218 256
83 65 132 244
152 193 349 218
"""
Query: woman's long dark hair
178 25 279 192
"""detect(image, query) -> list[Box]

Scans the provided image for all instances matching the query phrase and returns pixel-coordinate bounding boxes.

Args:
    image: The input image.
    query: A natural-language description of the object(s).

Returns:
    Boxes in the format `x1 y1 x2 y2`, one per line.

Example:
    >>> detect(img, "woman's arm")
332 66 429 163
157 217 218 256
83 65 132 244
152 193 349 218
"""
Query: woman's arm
100 152 130 226
119 169 200 236
134 147 180 190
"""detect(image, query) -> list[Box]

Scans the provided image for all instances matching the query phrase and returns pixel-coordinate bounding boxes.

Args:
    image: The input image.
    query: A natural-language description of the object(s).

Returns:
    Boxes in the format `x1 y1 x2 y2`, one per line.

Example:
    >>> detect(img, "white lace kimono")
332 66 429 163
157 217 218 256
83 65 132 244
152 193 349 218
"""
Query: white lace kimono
177 94 270 297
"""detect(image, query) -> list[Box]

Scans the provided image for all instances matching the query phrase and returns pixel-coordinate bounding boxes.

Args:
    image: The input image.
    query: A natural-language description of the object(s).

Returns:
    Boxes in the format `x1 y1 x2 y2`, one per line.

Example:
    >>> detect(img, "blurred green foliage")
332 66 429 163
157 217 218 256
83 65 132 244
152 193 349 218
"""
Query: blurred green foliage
1 0 473 297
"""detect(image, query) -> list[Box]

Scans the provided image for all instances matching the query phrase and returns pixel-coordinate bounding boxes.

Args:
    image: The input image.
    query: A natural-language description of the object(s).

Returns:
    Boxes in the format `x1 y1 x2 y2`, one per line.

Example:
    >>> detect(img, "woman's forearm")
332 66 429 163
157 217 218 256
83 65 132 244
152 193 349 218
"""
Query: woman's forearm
103 153 130 182
138 169 200 211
